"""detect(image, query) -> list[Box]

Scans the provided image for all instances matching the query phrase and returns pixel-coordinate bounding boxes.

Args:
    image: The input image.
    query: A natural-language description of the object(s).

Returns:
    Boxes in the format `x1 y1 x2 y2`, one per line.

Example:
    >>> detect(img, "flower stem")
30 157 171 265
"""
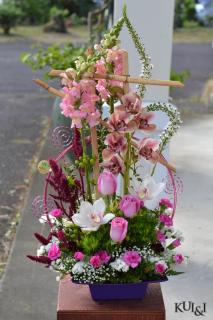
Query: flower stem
123 133 131 194
109 96 114 114
80 127 92 203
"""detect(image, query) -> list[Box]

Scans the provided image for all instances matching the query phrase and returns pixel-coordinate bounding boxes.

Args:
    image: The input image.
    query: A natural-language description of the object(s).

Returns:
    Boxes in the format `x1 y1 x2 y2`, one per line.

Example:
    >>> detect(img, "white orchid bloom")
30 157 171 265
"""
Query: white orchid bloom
131 176 165 210
72 198 115 231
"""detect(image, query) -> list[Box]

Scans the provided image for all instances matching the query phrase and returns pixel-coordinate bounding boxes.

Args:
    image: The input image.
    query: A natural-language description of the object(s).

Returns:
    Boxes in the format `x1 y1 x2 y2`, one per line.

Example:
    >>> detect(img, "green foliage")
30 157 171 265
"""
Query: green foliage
50 6 69 20
8 0 51 25
70 13 87 26
125 209 158 246
122 5 152 98
55 0 96 17
21 43 85 77
170 68 191 83
174 0 197 29
0 4 22 35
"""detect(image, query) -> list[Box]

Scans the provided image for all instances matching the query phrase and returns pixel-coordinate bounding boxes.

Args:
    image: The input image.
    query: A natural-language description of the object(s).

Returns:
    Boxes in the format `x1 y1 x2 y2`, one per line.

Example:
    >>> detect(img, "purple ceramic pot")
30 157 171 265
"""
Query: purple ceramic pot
73 278 167 301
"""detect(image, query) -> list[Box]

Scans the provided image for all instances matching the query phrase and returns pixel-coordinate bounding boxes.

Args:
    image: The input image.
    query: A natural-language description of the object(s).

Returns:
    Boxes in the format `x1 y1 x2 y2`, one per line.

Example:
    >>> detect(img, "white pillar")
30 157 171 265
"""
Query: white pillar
114 0 175 185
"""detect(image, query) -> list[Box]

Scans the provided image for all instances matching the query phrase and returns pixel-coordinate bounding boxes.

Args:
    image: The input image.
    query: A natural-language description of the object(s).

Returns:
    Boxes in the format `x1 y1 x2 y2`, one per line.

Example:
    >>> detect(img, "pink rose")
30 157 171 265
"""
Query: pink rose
97 171 117 195
159 214 173 227
159 198 173 208
123 251 142 268
97 250 110 264
74 251 84 261
172 239 181 248
110 217 128 243
48 243 61 261
156 230 166 243
49 208 63 218
119 195 142 218
90 255 102 268
155 261 167 274
173 253 184 264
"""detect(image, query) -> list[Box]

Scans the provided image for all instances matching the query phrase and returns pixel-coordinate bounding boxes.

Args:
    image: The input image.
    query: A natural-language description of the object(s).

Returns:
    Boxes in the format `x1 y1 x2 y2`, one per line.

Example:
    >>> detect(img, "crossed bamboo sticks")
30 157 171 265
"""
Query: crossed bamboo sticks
34 58 179 196
49 69 184 88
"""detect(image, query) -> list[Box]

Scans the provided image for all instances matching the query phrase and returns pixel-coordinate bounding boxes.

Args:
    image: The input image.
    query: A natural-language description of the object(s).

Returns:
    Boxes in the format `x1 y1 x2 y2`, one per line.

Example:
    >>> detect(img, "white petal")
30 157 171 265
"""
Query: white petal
72 213 91 228
93 198 105 214
151 182 165 198
82 226 99 231
102 213 115 224
79 201 93 217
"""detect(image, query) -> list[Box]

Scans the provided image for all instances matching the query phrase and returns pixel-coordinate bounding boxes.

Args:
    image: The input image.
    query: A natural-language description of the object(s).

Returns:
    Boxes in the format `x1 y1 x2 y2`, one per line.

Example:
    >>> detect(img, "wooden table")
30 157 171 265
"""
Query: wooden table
57 276 165 320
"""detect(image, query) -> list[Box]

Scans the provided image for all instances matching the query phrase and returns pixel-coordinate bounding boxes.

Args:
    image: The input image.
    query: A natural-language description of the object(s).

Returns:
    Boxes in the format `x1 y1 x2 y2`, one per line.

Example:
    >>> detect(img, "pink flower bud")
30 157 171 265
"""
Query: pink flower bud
173 253 184 264
119 195 141 218
49 208 63 218
155 261 167 274
48 243 61 261
74 251 84 261
97 250 110 264
159 198 173 208
97 171 117 195
110 217 128 243
172 239 181 248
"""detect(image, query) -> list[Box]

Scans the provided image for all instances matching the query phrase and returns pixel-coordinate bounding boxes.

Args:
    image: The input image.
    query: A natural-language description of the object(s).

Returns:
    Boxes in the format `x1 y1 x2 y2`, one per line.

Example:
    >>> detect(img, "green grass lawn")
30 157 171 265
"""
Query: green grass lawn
0 24 89 44
0 24 212 45
173 27 213 43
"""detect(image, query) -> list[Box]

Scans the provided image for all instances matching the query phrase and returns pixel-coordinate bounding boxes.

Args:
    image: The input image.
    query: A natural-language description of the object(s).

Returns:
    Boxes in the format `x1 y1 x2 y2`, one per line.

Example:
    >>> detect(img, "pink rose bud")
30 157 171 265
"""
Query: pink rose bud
89 255 102 268
119 195 141 218
173 253 184 264
110 217 128 243
74 251 84 261
48 243 61 261
172 239 181 248
155 261 167 274
97 171 117 195
49 208 63 218
159 198 173 208
123 251 142 268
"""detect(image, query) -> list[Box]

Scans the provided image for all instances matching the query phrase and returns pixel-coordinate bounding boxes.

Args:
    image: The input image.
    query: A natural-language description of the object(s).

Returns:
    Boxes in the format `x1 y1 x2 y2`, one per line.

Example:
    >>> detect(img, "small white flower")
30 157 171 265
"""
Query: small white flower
72 261 86 274
37 245 45 257
110 258 129 272
165 208 173 215
72 198 115 231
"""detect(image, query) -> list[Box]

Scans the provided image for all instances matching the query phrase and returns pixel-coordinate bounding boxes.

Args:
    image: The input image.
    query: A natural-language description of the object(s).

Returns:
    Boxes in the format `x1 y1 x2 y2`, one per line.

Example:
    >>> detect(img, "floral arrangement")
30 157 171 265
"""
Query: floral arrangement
28 7 186 285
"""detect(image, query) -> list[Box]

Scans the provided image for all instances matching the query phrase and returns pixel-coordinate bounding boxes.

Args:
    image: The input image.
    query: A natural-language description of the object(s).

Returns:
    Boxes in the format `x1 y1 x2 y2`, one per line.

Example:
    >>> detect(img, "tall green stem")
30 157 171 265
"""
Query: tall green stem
80 127 92 203
123 134 131 194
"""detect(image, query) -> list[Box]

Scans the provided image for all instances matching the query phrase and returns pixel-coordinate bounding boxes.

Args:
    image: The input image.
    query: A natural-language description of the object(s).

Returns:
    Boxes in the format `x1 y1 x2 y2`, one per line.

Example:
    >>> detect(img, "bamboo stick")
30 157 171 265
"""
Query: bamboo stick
33 79 65 98
49 69 184 88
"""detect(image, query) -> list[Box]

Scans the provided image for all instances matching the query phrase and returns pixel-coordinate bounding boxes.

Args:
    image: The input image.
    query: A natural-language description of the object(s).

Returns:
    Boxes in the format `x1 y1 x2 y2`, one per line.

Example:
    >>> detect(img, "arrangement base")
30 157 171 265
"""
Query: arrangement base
73 278 167 301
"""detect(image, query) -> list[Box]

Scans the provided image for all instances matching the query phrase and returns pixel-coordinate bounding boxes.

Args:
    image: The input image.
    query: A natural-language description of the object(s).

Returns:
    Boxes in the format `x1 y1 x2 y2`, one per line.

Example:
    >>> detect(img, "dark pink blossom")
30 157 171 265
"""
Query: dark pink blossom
173 253 184 264
159 198 173 208
159 214 173 227
97 251 110 264
90 255 102 268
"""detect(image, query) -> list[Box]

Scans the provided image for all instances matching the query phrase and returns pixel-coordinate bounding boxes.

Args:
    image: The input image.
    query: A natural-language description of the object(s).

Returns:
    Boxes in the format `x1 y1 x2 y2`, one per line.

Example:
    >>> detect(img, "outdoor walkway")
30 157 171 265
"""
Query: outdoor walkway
0 114 213 319
162 114 213 319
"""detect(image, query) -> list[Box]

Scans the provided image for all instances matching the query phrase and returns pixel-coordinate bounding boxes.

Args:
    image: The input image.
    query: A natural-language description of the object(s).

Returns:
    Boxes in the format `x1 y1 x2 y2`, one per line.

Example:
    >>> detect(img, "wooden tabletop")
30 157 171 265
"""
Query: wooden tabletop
57 275 165 320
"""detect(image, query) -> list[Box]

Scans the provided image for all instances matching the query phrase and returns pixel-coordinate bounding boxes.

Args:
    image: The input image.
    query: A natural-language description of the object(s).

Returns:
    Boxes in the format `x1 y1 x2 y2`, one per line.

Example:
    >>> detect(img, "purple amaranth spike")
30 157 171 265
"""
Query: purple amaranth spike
34 233 49 245
27 255 51 265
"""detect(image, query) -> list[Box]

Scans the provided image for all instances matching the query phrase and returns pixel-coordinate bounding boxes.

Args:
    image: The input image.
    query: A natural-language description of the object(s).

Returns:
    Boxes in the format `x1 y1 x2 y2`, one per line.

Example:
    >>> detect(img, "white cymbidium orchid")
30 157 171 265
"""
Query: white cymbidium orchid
72 198 115 231
131 176 165 210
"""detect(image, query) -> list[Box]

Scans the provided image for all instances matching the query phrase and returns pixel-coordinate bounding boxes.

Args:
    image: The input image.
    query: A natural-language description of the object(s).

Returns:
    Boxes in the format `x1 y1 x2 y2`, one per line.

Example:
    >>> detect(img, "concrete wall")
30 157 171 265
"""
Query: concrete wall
114 0 175 103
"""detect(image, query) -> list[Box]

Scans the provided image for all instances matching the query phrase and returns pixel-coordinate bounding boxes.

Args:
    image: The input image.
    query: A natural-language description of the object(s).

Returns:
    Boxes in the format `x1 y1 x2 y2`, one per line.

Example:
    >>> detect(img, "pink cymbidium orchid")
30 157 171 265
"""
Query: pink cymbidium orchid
134 111 156 132
108 111 136 133
116 92 142 114
104 132 127 155
101 154 125 175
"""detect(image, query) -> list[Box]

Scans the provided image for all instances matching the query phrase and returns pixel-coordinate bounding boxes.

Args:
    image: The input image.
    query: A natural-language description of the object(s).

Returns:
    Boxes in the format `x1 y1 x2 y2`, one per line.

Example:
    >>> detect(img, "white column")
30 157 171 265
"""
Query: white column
114 0 175 185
